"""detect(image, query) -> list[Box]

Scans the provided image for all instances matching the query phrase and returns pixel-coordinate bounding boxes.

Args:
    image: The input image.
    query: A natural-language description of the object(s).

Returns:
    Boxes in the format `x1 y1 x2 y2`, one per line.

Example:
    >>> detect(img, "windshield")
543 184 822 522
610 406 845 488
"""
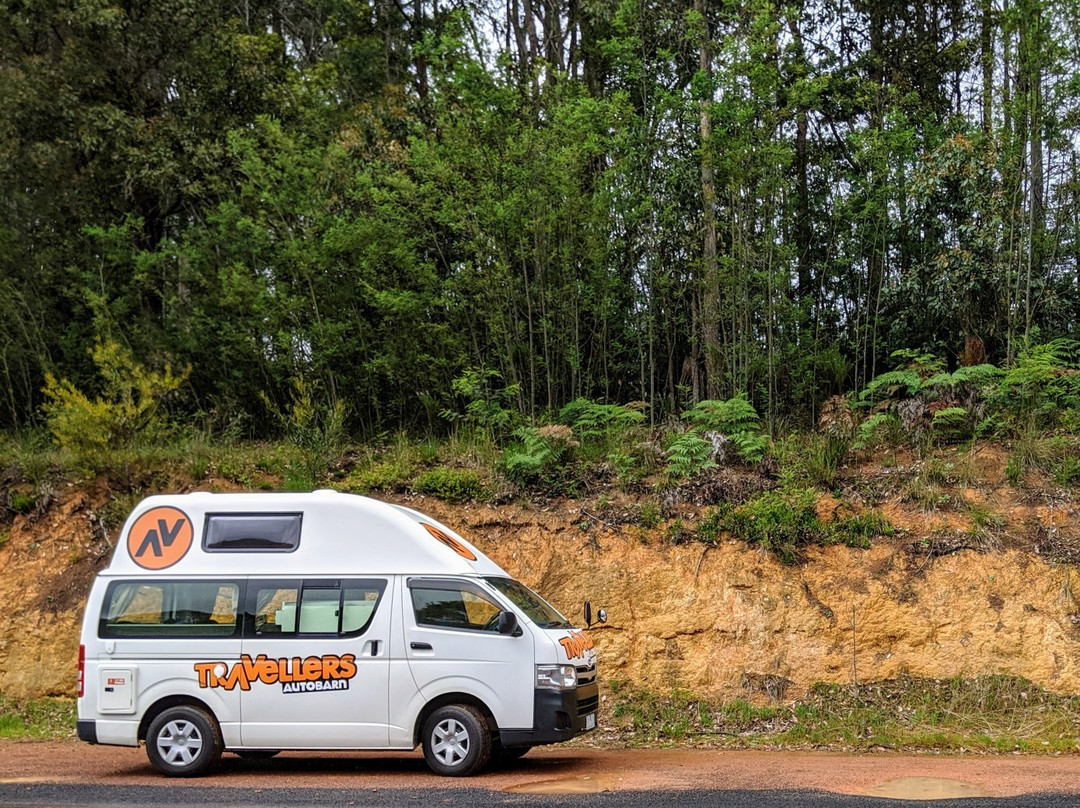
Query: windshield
485 577 572 629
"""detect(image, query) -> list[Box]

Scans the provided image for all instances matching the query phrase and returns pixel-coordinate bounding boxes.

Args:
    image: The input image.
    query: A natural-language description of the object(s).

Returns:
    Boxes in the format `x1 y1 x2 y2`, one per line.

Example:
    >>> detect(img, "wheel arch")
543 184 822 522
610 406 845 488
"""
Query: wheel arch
138 695 219 743
413 692 497 747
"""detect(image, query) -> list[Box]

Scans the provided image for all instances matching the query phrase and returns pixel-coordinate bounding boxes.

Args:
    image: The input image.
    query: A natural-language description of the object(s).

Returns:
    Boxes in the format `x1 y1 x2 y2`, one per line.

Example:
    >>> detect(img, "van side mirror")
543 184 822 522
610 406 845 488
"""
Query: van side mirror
584 602 607 628
498 611 520 636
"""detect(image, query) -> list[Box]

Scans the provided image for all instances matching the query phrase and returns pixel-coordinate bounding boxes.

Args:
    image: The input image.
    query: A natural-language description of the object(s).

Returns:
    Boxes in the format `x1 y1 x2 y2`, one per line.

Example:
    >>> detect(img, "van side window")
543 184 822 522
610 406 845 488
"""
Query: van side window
253 584 299 634
250 580 386 637
203 513 302 552
411 584 502 632
100 581 241 638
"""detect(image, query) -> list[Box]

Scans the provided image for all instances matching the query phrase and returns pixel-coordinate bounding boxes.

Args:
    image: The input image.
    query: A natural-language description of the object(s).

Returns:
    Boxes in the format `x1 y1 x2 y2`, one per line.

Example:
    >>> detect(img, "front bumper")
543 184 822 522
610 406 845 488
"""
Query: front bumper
498 679 599 747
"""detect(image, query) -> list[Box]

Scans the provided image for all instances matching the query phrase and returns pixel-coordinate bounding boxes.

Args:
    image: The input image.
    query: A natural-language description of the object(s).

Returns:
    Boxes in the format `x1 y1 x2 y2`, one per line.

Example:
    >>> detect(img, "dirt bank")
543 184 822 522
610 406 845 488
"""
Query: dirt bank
3 455 1080 703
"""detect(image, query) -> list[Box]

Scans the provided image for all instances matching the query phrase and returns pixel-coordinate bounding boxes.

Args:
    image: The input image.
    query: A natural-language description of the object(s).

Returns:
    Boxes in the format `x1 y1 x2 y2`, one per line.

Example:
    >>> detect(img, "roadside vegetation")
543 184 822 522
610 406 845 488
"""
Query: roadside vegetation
0 697 77 741
604 675 1080 754
5 341 1080 564
4 675 1078 754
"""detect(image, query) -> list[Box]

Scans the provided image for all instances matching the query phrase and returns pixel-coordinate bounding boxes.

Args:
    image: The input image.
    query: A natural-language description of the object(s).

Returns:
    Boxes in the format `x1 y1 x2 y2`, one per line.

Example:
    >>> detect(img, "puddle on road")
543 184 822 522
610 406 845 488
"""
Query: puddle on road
867 777 987 800
504 775 620 794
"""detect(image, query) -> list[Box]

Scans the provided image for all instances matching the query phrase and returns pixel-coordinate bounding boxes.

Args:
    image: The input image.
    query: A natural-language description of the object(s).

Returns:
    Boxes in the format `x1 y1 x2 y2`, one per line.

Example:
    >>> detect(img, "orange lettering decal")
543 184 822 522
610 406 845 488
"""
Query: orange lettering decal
558 630 594 660
195 654 358 693
127 506 193 570
421 523 478 561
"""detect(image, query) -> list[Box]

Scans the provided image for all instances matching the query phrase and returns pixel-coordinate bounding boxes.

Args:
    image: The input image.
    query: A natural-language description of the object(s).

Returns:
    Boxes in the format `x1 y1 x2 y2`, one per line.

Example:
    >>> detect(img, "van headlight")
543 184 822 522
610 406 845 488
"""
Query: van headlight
536 664 577 690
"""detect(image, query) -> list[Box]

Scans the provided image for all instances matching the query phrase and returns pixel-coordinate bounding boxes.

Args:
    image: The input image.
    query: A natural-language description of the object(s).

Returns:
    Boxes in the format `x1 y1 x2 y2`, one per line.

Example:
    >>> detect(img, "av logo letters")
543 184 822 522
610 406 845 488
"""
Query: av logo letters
127 506 193 570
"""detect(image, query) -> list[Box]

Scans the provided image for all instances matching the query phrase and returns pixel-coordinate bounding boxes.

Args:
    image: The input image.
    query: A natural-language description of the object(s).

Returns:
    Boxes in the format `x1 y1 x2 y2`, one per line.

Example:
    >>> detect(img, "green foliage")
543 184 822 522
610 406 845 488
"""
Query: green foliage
723 488 823 563
663 431 718 479
720 489 892 563
694 505 732 543
559 398 645 442
802 434 849 489
441 368 522 441
990 340 1080 432
41 340 188 465
638 499 662 529
413 468 485 503
0 697 75 740
261 377 345 490
1052 455 1080 487
500 425 579 489
9 492 36 513
681 397 767 462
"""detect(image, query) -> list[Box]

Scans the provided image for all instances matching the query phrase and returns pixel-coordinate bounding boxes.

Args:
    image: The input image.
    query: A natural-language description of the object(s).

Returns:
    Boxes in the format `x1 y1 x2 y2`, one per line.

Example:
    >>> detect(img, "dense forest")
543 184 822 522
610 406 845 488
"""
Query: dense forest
3 0 1080 436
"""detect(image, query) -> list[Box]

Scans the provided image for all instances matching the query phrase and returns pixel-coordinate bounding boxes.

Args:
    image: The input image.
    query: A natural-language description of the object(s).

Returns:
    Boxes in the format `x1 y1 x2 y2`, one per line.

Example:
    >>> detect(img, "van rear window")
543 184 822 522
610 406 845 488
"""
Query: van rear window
203 513 302 552
100 580 242 638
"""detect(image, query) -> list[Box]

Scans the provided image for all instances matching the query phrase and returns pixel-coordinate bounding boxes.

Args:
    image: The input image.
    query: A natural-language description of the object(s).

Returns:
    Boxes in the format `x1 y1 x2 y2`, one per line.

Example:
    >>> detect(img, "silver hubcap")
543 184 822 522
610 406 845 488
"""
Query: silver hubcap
431 717 470 767
156 719 204 767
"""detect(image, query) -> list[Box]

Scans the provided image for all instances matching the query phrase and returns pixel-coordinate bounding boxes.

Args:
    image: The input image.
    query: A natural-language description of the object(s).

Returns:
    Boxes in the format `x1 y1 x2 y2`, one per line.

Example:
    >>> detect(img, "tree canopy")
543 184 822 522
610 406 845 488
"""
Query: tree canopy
3 0 1080 435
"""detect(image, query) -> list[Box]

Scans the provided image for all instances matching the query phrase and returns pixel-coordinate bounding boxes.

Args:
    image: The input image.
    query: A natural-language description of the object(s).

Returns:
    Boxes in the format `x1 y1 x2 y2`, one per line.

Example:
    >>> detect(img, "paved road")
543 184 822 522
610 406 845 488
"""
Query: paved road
0 784 1075 808
3 743 1080 806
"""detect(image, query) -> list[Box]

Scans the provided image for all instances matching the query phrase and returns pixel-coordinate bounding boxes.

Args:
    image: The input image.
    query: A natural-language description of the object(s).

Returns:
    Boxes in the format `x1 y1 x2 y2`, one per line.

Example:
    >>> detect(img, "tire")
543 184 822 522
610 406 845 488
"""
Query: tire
234 750 280 760
421 704 491 777
145 706 223 778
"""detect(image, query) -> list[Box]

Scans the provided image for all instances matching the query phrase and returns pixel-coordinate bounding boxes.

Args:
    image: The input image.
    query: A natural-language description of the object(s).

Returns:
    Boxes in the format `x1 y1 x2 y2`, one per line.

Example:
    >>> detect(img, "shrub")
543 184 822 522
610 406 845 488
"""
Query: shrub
414 468 485 503
440 367 521 441
638 500 662 529
722 489 892 563
41 339 188 464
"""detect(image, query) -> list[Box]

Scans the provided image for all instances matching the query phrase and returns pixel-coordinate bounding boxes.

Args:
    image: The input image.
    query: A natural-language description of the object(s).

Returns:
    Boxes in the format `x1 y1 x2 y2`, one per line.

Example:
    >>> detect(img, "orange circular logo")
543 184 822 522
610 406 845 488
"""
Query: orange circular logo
421 523 477 561
127 506 194 570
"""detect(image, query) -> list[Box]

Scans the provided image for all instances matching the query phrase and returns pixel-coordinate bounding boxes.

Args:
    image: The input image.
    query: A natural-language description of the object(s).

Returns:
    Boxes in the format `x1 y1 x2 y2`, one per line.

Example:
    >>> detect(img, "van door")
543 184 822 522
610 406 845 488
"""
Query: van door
97 578 244 744
402 578 534 731
240 578 392 748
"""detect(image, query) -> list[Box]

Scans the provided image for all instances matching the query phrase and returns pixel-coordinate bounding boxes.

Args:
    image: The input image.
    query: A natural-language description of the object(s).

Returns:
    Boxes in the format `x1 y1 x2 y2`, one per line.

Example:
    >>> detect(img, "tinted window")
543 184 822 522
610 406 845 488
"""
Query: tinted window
100 580 241 638
485 577 571 628
411 585 502 632
250 580 385 637
203 513 302 551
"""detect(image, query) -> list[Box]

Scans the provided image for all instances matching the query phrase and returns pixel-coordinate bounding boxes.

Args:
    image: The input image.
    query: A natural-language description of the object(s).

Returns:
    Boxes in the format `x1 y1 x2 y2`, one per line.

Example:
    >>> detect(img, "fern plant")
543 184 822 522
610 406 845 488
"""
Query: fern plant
857 350 1002 446
663 432 717 478
500 425 579 487
674 395 768 466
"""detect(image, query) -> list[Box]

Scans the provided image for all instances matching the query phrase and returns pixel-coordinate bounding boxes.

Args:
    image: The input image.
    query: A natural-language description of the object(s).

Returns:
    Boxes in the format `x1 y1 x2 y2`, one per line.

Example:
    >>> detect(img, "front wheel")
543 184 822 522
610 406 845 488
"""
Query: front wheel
145 705 223 777
421 705 491 776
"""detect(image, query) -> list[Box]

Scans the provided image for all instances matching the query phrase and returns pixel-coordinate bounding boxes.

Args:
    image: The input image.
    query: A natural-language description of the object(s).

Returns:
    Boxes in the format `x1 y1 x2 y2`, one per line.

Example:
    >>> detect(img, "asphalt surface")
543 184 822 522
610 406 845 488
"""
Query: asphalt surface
0 784 1076 807
5 742 1080 807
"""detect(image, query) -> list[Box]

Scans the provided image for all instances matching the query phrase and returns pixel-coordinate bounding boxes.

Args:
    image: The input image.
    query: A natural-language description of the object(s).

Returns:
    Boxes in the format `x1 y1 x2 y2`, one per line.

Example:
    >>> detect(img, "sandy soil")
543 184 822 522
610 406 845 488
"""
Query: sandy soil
2 741 1079 800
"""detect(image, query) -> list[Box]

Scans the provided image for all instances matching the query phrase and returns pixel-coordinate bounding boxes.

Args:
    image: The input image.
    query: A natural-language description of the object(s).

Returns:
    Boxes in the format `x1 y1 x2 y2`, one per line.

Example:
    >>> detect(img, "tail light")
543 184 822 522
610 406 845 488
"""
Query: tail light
78 644 85 698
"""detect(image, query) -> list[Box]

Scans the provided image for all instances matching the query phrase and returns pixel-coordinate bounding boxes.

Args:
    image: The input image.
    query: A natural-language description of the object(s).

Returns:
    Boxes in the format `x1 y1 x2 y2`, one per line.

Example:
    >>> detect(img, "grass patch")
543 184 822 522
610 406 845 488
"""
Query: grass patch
603 675 1080 753
0 696 76 740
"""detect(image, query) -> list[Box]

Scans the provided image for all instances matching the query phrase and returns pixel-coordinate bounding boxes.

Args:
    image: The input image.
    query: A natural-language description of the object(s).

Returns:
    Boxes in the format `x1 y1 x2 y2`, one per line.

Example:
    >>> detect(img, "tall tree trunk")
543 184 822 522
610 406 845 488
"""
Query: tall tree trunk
695 0 721 400
980 0 994 133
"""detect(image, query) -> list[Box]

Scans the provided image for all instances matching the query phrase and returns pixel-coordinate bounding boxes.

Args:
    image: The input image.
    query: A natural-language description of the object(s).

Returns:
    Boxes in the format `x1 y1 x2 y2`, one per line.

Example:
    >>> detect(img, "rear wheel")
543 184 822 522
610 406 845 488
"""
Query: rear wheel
421 704 491 777
145 706 222 778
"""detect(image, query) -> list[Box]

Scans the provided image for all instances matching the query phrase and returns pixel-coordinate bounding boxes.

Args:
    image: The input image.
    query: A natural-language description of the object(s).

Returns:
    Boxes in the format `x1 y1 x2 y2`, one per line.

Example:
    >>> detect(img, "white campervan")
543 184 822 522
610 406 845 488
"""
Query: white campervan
77 491 602 777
